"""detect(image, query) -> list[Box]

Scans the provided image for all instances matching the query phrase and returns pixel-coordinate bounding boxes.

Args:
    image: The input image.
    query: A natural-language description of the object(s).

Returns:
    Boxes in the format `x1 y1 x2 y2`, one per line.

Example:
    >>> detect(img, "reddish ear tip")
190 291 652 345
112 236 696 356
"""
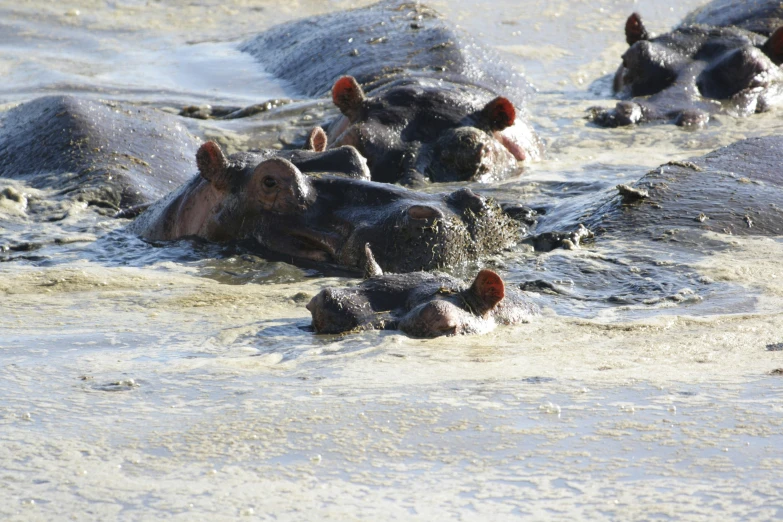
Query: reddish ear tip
197 141 224 168
198 140 220 155
331 76 366 117
484 97 516 131
474 269 505 305
196 141 229 188
332 76 358 102
625 12 648 45
770 26 783 51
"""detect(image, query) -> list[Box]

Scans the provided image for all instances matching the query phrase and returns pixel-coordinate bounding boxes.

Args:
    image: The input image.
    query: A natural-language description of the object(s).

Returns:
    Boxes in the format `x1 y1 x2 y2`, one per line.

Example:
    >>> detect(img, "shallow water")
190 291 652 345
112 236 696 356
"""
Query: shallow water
2 0 783 519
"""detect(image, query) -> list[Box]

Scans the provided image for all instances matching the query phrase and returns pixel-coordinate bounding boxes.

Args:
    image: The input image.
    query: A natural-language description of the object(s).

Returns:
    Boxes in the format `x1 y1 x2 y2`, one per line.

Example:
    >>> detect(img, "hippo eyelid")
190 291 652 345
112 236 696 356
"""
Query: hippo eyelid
262 176 277 189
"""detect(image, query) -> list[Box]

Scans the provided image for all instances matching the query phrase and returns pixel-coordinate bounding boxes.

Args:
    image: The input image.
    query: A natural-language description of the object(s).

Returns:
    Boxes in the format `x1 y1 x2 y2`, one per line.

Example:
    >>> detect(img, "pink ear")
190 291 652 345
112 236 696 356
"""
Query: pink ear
331 76 366 118
470 269 505 311
196 141 230 190
763 26 783 65
625 13 649 46
306 127 328 152
482 97 516 131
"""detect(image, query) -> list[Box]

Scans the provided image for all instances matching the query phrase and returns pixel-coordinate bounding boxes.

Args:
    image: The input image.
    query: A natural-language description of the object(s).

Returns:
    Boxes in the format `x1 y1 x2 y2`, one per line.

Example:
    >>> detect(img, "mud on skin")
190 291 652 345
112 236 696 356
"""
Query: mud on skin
128 141 519 273
0 96 201 211
241 0 543 184
589 0 783 127
544 136 783 240
307 247 539 337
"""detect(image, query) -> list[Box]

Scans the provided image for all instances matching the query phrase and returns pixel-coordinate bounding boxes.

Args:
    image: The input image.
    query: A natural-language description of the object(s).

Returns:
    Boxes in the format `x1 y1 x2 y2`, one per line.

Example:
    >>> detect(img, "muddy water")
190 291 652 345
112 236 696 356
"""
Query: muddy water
2 0 783 519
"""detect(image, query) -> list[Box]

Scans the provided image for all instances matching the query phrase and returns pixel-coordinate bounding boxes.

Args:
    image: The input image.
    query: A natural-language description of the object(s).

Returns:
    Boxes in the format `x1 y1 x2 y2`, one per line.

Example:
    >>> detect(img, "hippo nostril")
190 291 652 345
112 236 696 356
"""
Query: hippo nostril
447 187 486 214
435 321 458 334
407 205 444 221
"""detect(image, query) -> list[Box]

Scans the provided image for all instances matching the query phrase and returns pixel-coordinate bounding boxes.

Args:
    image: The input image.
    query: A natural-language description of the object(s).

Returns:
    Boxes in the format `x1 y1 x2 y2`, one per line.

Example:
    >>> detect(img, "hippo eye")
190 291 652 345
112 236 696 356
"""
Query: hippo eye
262 177 277 188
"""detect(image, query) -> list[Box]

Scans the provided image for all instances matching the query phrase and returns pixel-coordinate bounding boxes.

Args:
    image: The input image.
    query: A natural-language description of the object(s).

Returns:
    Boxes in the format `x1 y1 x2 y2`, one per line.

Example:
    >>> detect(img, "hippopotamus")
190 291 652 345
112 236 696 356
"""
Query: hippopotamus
0 95 201 210
307 246 539 337
589 0 783 127
540 136 783 238
128 141 519 273
241 0 543 184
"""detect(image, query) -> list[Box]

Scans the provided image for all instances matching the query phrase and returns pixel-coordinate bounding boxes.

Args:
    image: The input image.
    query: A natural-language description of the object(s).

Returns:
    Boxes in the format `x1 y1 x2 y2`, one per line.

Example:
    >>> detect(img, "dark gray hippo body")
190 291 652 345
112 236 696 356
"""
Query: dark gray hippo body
307 251 538 337
129 141 519 273
590 0 783 127
241 0 542 184
544 137 783 239
0 95 201 210
682 0 783 35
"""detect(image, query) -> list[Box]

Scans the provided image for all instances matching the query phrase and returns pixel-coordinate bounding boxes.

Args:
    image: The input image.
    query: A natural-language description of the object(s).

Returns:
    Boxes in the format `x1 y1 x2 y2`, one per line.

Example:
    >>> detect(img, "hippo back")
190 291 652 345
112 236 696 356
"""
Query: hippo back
681 0 783 35
241 0 533 108
581 137 783 238
0 96 200 209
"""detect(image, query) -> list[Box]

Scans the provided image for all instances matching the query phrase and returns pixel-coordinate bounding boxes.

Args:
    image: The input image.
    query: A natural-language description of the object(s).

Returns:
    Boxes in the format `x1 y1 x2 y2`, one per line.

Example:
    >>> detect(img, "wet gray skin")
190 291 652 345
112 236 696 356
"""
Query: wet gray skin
539 136 783 240
128 141 519 273
589 0 783 127
0 95 201 211
307 248 539 337
682 0 783 35
110 127 370 220
241 0 543 184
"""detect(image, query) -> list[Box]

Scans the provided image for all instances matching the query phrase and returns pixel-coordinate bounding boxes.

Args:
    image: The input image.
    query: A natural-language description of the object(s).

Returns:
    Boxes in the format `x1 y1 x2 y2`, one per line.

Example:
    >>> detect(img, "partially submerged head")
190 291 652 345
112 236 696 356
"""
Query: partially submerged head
328 76 539 183
397 269 507 337
595 13 783 126
307 263 534 338
189 141 519 272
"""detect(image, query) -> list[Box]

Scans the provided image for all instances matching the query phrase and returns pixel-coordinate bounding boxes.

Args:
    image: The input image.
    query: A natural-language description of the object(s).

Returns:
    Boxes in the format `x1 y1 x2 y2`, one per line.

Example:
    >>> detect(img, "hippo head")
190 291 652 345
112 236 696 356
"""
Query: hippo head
194 142 519 272
396 270 507 337
306 266 520 337
327 76 536 183
592 13 783 127
193 142 314 240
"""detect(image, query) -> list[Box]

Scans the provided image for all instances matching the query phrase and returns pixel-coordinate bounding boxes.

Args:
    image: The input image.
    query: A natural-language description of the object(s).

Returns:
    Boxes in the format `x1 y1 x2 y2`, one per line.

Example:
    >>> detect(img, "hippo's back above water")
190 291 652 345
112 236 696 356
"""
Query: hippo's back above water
576 136 783 238
241 0 533 106
681 0 783 36
0 96 200 209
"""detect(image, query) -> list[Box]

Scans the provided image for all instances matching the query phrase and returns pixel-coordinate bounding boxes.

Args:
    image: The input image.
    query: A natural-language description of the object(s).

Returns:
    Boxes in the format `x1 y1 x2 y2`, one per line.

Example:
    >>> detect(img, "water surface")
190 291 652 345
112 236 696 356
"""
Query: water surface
2 0 783 519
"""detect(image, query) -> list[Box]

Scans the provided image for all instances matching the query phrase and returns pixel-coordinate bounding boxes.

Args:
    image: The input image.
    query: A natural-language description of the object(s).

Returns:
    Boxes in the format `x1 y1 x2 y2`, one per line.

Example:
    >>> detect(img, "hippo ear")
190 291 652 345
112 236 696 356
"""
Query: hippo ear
305 127 328 152
480 97 516 131
468 269 505 316
762 27 783 65
197 141 231 191
363 243 383 279
332 76 366 120
625 13 649 46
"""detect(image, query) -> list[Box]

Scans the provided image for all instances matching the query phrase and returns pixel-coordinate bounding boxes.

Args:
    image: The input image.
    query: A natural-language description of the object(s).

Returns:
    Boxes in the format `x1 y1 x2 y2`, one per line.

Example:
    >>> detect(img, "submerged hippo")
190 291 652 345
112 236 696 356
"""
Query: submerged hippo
0 95 201 210
307 246 539 337
541 136 783 238
241 0 543 184
128 141 519 273
590 0 783 127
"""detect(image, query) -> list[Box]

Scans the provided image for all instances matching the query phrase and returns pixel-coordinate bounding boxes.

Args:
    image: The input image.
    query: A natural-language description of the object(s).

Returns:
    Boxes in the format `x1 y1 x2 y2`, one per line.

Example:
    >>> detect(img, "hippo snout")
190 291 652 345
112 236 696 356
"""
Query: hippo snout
447 187 487 215
399 300 461 337
430 127 515 182
698 46 773 99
